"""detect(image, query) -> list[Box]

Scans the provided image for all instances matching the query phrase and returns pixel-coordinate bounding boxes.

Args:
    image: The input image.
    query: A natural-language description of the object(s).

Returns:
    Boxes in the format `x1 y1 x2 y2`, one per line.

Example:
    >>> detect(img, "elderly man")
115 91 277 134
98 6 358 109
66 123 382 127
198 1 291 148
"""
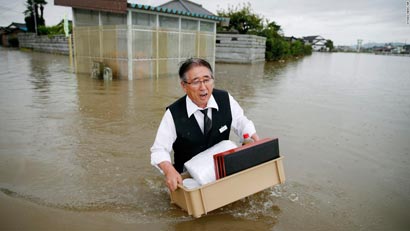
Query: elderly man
151 58 259 191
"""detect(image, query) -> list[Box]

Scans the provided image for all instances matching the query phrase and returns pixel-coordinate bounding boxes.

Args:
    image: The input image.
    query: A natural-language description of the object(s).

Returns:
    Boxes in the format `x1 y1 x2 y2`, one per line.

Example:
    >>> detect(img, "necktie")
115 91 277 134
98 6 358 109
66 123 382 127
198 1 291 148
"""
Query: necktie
201 108 212 136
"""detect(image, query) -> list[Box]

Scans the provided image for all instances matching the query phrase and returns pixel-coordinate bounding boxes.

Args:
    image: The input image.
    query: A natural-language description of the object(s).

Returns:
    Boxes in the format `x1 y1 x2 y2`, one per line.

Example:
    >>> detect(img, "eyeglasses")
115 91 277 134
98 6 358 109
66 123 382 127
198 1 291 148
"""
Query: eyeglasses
184 77 214 88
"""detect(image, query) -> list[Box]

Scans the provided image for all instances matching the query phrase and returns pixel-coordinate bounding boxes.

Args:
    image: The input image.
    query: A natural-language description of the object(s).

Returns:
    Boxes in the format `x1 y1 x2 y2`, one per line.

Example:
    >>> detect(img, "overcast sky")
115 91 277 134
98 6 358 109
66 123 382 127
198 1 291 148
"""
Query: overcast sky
1 0 409 46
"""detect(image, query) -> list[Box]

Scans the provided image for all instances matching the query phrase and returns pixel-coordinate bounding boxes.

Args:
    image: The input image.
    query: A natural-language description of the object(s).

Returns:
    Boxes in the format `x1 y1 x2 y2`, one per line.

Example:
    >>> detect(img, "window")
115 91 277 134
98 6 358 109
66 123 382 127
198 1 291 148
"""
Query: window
181 19 197 31
73 9 99 26
159 15 179 29
132 12 156 27
200 21 214 32
101 12 126 25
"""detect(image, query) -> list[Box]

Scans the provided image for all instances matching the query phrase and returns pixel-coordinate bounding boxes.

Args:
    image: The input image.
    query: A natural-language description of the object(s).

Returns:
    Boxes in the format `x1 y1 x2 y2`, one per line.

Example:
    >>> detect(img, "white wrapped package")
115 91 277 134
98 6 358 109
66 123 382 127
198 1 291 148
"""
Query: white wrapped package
184 140 238 185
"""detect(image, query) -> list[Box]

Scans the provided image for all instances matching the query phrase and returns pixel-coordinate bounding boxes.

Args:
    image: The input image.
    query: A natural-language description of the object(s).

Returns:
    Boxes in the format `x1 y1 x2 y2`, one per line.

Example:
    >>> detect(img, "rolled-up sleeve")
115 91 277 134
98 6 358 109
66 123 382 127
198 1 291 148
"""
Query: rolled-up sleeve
229 94 256 138
150 109 176 171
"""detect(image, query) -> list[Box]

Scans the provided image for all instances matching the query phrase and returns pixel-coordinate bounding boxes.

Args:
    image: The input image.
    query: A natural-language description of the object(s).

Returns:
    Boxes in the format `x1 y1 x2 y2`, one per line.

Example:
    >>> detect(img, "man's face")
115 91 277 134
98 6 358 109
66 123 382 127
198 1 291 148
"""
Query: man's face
181 65 214 109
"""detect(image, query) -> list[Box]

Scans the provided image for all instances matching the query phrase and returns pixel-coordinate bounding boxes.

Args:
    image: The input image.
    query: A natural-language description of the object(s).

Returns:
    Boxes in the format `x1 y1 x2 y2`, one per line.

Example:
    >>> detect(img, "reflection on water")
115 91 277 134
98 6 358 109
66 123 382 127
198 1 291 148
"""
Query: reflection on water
0 47 409 230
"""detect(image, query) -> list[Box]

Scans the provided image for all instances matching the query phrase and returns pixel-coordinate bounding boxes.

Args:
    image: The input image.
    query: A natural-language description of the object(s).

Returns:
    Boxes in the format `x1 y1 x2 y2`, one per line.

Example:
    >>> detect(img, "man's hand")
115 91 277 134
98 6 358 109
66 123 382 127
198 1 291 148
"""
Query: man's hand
251 133 260 142
158 161 182 192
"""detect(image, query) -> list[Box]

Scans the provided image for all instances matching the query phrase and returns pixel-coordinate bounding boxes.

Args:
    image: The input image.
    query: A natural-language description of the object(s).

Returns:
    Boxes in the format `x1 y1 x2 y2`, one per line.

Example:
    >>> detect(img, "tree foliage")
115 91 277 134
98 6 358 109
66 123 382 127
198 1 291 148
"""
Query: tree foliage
37 22 72 37
217 2 263 34
24 0 48 33
217 2 312 61
24 0 72 37
258 20 282 39
325 39 334 51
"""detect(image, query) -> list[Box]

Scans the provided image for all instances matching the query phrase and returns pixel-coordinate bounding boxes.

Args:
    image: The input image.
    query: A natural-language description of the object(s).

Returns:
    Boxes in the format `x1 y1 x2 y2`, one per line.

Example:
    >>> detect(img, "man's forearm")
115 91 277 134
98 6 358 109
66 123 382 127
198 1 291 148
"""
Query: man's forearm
158 161 182 191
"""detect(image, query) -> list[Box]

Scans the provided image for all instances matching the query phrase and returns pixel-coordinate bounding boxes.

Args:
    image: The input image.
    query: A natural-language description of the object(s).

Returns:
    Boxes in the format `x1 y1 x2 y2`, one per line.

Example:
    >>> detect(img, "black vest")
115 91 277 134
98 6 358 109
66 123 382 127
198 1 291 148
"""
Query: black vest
168 89 232 173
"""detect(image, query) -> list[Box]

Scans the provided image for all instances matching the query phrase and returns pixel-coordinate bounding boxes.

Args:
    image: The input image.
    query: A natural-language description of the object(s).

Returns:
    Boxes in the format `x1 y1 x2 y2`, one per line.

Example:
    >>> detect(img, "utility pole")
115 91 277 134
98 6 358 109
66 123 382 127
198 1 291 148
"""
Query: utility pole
32 3 38 35
357 39 363 52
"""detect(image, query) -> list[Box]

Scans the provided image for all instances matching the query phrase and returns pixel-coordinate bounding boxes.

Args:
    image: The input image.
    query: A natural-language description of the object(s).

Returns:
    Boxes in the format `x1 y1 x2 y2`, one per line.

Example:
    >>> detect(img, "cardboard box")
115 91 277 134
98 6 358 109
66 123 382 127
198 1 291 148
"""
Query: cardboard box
170 156 285 218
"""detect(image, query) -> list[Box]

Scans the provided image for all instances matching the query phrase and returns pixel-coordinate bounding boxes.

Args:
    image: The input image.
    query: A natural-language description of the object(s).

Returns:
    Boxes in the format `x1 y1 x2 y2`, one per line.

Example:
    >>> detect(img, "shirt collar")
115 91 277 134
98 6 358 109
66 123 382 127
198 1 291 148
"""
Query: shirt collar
186 94 219 118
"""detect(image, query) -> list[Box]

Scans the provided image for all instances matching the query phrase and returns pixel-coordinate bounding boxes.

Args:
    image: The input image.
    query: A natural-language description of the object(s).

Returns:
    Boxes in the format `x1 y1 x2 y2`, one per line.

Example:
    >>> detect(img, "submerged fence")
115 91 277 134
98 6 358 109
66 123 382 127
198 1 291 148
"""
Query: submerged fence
73 9 217 79
18 33 72 55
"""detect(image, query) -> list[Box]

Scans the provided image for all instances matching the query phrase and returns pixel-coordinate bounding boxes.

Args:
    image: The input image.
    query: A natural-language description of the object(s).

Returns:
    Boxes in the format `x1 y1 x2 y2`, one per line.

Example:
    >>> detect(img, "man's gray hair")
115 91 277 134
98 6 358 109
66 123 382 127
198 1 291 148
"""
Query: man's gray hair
178 58 213 82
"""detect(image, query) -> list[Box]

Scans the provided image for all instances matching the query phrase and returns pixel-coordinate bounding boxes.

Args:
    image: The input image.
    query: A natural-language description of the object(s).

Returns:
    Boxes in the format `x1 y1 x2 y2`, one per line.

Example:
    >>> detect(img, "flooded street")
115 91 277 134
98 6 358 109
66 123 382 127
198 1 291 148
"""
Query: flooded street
0 47 409 230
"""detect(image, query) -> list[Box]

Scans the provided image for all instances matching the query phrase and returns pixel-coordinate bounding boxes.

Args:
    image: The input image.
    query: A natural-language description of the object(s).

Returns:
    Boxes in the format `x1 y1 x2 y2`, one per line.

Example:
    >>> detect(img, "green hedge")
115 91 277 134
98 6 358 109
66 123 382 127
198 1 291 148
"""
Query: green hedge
218 3 313 61
37 22 72 37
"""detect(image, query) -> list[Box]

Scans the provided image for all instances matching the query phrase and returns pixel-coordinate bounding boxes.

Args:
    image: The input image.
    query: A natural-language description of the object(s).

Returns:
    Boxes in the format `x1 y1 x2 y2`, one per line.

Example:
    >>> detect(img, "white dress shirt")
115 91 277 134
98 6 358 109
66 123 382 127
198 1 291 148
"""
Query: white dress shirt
150 93 256 171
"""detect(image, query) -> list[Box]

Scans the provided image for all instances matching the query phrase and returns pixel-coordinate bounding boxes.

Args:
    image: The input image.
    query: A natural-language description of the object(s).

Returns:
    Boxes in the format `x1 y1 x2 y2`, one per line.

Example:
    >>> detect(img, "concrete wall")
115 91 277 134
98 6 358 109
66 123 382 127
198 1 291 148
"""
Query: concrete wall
18 33 72 55
216 34 266 63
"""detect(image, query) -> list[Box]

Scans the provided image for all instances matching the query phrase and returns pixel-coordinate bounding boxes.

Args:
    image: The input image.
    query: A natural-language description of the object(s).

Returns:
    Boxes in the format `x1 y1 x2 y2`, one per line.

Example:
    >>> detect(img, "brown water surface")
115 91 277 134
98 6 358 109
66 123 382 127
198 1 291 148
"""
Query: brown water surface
0 47 409 230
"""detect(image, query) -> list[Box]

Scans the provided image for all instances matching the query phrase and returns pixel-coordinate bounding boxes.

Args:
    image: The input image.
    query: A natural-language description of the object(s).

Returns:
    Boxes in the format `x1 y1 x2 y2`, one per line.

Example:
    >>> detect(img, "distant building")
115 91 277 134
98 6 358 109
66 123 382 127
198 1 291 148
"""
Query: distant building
303 35 327 51
391 46 404 54
335 45 355 52
55 0 226 79
372 44 394 53
284 36 304 43
0 22 27 47
403 45 410 54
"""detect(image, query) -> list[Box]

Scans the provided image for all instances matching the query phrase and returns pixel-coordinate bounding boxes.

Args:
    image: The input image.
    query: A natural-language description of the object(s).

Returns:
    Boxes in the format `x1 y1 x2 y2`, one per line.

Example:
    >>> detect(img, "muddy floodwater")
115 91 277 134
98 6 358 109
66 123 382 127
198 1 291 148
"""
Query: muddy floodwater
0 47 409 231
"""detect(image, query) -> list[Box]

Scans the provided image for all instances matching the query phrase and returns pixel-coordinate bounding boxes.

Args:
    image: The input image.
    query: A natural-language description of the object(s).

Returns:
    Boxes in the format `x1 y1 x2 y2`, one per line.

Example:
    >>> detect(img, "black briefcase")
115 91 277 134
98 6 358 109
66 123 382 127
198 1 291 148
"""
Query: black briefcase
213 138 280 179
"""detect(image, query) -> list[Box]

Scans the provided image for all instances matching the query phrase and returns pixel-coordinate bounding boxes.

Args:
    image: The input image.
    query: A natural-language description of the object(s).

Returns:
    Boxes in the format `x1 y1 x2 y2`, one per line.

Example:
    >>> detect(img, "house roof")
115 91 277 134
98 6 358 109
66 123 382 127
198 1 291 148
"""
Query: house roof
128 0 226 22
284 36 302 41
55 0 225 21
55 0 127 14
0 22 27 34
303 35 326 42
7 22 27 31
303 36 319 42
158 0 214 16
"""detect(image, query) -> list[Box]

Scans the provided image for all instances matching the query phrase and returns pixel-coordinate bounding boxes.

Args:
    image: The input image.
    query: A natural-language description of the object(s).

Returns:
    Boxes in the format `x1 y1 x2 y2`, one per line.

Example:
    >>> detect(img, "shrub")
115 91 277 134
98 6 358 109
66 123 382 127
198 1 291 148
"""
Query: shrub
218 3 312 61
37 22 72 37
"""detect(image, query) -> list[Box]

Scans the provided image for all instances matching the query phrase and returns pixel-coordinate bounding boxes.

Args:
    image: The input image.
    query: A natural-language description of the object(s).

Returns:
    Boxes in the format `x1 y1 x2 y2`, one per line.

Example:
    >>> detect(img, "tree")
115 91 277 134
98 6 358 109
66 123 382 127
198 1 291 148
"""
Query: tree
290 40 304 56
24 0 47 33
217 2 263 34
260 21 287 60
325 39 334 52
37 20 72 37
258 20 282 39
217 2 312 60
